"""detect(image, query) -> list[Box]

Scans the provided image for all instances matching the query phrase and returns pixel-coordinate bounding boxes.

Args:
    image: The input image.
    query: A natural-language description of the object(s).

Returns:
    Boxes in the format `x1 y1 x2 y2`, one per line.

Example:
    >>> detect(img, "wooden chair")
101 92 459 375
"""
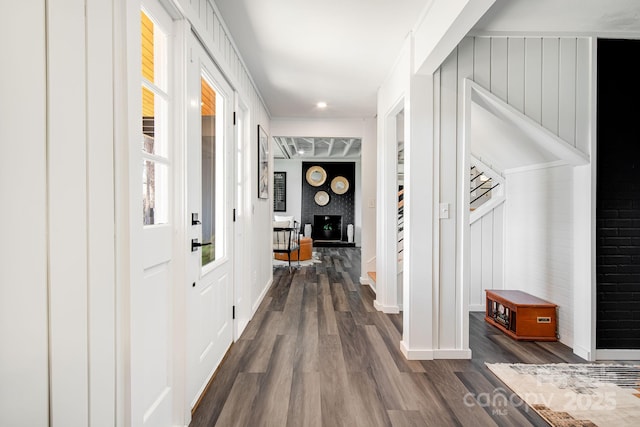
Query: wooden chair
273 221 300 272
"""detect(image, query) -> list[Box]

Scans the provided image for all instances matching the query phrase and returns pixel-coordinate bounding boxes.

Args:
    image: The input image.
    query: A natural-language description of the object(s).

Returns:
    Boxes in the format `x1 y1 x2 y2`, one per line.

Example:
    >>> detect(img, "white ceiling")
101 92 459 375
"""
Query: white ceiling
214 0 427 118
214 0 640 121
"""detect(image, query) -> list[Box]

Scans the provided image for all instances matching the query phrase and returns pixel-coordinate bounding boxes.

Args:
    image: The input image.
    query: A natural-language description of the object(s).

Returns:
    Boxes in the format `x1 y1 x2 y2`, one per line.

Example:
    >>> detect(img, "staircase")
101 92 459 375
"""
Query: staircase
470 165 500 211
367 187 404 290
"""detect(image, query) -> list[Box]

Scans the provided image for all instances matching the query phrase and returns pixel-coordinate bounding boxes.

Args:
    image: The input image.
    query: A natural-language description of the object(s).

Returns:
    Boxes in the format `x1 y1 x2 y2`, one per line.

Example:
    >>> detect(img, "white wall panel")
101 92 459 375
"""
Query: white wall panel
0 1 49 426
559 38 577 146
575 38 592 155
507 38 525 113
474 37 491 91
469 203 504 311
48 0 89 424
541 38 560 135
492 204 505 290
470 221 483 309
524 38 543 124
490 38 508 101
438 49 459 348
481 213 494 296
505 165 574 346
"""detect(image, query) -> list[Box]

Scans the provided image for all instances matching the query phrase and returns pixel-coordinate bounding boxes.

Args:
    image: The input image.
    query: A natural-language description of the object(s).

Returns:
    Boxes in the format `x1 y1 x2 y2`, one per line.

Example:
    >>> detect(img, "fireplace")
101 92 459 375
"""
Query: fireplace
313 215 342 241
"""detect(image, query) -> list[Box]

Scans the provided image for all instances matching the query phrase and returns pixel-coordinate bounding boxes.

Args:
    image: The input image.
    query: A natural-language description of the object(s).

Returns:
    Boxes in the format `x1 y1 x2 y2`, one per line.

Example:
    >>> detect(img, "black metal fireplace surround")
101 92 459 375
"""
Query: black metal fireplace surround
313 215 342 241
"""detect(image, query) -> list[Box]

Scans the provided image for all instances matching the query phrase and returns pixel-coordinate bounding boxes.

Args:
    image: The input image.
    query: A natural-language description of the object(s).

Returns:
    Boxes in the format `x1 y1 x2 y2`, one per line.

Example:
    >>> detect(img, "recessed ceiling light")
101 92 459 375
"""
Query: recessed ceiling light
317 102 327 109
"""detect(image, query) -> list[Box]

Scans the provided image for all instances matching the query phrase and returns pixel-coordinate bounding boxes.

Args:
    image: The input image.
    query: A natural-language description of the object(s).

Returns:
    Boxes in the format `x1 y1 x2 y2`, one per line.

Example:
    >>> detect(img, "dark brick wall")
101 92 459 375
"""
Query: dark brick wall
596 39 640 349
301 162 355 241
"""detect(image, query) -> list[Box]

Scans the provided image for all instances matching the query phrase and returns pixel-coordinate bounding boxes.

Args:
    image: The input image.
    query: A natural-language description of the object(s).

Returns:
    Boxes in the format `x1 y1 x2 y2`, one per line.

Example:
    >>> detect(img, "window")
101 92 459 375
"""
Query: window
141 9 170 225
200 76 219 266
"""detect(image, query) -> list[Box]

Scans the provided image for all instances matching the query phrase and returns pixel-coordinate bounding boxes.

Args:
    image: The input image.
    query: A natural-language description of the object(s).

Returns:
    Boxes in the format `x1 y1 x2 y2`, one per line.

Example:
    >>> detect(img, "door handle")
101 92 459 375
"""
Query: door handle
191 239 212 252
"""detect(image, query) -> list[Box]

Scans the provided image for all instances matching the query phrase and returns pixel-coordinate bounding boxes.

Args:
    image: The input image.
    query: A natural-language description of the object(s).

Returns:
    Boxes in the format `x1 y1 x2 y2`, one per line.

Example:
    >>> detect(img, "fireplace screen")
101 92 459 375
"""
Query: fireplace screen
313 215 342 241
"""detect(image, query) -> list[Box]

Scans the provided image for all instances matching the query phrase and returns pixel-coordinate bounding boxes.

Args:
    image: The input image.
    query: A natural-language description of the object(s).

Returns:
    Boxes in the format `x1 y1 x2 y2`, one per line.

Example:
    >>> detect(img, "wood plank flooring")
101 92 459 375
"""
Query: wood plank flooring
190 248 584 427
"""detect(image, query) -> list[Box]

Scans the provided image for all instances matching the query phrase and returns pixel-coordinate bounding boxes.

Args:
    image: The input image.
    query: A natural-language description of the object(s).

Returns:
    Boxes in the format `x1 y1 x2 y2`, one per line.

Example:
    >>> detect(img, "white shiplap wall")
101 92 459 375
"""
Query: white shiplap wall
176 0 273 314
438 36 590 347
505 165 574 346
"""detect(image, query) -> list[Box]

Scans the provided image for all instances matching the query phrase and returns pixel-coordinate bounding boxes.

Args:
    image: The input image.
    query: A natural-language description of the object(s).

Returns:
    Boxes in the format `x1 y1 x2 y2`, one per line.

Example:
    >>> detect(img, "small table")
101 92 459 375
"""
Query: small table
485 290 557 341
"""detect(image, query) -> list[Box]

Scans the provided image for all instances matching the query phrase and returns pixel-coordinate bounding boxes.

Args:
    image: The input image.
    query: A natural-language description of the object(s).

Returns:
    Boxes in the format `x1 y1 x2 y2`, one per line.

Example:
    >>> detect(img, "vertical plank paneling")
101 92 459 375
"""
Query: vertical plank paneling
470 222 483 308
459 37 479 310
481 213 494 293
575 38 591 155
48 0 89 424
457 37 474 81
490 38 508 101
439 49 459 348
87 0 115 424
0 1 49 425
473 37 491 89
541 38 560 134
559 38 577 146
199 0 206 20
507 38 525 112
213 12 220 45
205 1 214 40
492 204 504 290
524 38 542 124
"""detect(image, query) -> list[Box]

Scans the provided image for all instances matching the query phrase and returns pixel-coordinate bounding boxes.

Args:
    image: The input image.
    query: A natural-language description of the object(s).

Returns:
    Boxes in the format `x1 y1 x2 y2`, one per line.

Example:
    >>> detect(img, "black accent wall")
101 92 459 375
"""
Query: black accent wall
596 39 640 349
301 162 355 242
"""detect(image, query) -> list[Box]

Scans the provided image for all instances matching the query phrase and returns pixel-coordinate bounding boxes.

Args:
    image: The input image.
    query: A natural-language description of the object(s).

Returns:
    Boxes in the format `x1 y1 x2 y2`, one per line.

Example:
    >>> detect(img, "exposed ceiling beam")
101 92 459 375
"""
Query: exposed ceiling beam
343 138 354 157
281 137 294 159
274 137 290 159
291 137 300 156
327 138 335 157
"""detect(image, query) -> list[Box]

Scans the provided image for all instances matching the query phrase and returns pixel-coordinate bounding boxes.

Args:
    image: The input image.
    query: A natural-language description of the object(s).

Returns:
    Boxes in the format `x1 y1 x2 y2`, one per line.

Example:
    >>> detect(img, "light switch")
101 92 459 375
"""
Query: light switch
368 199 375 208
439 203 450 219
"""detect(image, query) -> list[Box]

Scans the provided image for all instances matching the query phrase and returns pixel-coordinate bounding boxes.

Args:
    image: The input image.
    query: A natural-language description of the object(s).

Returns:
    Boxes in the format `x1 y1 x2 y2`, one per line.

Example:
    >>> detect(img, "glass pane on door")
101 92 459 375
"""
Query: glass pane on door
201 76 217 266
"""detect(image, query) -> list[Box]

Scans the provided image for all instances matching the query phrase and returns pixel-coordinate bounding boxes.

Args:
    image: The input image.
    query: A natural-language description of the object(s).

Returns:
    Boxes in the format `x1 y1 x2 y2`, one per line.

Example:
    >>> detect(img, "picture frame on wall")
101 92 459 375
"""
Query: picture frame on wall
273 171 286 211
257 124 269 199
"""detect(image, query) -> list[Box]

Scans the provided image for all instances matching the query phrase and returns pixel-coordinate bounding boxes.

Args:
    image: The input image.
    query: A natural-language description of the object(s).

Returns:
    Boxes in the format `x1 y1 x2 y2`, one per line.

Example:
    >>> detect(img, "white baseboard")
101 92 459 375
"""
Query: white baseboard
398 342 473 360
572 344 593 361
596 349 640 361
251 278 273 315
433 349 473 359
468 304 485 312
373 299 400 314
360 276 376 293
400 341 434 360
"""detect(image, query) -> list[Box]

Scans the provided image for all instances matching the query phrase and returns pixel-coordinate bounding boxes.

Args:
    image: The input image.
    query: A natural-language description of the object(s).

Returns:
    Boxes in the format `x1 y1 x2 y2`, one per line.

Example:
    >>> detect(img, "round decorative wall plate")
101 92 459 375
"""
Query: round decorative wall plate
331 176 349 195
305 166 327 187
314 190 330 206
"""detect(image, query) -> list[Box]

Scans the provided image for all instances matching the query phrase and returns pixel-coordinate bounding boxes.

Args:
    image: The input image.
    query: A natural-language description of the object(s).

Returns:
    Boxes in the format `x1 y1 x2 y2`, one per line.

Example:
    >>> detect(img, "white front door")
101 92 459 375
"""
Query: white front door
186 34 235 408
131 1 175 426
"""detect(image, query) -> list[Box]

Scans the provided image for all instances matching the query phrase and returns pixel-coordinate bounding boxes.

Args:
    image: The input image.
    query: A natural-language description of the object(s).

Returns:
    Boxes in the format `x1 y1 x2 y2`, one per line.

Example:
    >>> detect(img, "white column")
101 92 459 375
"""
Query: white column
401 73 436 359
375 103 401 313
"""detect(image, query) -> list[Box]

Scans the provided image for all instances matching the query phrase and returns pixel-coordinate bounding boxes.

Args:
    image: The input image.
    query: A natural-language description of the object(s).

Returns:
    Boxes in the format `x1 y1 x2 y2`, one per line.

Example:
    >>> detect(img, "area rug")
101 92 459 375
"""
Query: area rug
273 254 322 268
486 363 640 426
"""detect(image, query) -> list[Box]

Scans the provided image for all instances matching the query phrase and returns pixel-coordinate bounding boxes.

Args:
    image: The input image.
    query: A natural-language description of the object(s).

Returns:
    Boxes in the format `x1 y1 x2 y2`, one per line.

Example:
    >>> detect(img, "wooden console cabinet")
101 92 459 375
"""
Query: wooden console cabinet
485 290 557 341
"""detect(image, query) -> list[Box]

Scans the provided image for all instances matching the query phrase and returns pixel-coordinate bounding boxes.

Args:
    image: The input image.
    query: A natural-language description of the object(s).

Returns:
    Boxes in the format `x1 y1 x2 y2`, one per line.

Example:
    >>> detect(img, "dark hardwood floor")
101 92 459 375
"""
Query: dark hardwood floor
190 247 584 427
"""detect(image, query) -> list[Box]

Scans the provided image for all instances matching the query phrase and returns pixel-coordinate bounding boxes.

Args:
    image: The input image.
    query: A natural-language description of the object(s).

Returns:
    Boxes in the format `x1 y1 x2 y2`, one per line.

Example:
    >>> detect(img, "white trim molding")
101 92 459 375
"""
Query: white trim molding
433 349 473 359
400 341 434 360
373 300 400 314
596 350 640 361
